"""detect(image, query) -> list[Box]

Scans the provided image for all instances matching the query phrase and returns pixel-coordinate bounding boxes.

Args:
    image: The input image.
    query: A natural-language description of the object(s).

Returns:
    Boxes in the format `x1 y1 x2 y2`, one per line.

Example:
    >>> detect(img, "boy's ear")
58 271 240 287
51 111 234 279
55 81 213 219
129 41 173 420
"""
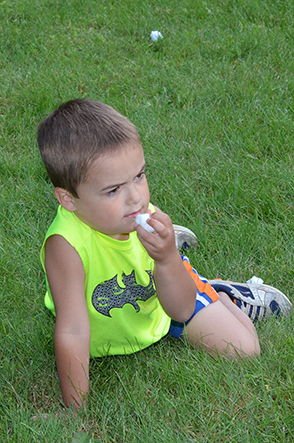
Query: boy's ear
53 187 77 212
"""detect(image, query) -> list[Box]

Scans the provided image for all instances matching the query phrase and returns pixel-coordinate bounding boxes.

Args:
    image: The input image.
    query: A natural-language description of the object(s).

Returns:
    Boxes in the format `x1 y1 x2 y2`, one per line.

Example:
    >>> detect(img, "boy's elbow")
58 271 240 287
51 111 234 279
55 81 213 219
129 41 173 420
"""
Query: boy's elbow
171 304 195 324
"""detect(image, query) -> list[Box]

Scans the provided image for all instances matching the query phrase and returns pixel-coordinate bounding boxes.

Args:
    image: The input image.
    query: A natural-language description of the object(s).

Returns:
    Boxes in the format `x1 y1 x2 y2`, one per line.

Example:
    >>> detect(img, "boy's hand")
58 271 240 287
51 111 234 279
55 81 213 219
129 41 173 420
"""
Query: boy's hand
136 206 196 323
135 206 178 263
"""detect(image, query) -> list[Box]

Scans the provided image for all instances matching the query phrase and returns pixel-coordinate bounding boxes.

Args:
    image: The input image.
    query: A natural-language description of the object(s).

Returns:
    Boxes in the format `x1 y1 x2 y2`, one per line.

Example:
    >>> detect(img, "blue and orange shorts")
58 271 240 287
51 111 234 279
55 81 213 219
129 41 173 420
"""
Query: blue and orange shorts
168 256 219 338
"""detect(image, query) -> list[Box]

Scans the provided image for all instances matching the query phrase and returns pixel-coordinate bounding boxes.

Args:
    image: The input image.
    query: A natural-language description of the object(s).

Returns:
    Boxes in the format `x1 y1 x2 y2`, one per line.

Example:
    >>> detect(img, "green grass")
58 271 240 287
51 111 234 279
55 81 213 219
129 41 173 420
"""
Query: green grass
1 0 294 441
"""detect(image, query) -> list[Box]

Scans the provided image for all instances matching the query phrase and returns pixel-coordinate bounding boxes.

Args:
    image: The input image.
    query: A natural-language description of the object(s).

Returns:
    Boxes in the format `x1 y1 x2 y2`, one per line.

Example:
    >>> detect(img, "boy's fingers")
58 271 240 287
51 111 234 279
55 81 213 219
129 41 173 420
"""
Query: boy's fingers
150 206 164 220
147 217 166 235
149 207 173 234
135 206 173 246
135 227 155 250
135 220 161 239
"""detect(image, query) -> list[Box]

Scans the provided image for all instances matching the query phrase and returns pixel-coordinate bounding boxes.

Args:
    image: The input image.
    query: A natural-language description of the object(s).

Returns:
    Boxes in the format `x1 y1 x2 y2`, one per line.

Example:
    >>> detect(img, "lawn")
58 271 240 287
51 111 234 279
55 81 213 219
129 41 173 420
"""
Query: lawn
1 0 294 441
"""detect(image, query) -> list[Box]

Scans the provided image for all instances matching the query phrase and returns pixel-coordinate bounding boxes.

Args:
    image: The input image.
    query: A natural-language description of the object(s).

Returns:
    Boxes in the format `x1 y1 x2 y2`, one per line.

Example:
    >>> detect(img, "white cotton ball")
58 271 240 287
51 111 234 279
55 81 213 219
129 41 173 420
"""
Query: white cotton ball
135 213 155 233
150 31 163 42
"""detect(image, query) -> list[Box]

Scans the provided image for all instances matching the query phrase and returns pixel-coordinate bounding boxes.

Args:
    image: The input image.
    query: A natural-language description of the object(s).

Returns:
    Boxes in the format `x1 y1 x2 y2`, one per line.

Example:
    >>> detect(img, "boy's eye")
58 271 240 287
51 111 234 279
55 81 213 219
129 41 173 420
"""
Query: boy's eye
108 186 120 195
136 171 146 180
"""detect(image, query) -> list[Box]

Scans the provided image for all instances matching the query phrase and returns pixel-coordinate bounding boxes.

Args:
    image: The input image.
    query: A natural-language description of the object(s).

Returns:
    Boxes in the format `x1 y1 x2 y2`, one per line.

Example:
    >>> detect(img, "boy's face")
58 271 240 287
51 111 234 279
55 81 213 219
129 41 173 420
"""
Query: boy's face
69 143 150 240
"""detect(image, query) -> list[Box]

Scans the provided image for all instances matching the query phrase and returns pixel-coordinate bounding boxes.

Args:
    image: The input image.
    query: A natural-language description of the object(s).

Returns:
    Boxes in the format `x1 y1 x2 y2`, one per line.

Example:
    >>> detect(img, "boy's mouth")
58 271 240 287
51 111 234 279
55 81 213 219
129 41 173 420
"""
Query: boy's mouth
125 210 141 219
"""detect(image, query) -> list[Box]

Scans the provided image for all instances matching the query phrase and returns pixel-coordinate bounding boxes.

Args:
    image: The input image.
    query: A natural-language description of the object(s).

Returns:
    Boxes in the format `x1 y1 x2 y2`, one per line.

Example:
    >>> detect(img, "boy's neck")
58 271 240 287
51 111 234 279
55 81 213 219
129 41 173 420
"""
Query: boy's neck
106 232 130 241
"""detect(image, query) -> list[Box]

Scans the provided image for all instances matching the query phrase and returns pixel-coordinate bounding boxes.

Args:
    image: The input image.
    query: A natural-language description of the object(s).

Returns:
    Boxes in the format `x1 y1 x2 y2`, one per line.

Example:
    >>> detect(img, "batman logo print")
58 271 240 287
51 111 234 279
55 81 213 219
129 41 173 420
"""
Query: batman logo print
92 270 156 317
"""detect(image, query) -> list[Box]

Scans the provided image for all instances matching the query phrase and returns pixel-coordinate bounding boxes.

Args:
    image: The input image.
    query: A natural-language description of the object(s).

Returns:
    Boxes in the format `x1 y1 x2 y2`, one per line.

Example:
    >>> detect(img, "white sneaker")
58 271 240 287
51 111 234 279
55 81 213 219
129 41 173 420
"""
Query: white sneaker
209 280 292 321
173 225 198 252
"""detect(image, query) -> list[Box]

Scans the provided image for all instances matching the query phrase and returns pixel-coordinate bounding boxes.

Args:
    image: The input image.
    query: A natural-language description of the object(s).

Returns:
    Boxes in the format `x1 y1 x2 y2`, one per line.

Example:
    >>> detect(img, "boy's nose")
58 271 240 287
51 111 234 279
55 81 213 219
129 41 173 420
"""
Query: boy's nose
127 185 141 205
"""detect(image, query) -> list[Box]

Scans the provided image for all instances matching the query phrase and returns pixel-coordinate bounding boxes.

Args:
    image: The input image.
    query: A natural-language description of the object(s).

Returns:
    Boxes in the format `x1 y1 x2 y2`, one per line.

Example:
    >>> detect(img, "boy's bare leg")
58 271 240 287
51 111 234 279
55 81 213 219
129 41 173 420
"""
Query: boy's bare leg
217 291 259 337
186 291 260 358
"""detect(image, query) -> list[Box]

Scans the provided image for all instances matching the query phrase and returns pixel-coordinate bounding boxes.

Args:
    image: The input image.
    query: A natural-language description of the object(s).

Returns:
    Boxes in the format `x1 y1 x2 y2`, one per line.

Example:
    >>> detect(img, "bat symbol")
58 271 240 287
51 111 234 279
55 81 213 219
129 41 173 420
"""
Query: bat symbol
92 270 156 317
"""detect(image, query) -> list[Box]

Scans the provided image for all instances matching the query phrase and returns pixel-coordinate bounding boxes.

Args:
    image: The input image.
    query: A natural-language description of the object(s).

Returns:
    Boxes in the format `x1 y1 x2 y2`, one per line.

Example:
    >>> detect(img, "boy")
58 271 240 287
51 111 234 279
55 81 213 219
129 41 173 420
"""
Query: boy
37 99 291 408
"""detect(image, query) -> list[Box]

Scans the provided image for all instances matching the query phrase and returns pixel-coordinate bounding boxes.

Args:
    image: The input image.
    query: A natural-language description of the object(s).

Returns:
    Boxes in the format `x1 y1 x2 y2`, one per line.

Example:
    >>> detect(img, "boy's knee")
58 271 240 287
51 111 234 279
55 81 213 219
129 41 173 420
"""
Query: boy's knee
241 337 261 358
224 336 260 360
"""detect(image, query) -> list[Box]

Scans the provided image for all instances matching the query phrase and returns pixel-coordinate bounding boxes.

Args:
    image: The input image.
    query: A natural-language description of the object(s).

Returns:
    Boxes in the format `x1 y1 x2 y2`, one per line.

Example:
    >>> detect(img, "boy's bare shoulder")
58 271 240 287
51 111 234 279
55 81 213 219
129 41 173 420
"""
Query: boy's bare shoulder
45 234 83 268
45 234 86 314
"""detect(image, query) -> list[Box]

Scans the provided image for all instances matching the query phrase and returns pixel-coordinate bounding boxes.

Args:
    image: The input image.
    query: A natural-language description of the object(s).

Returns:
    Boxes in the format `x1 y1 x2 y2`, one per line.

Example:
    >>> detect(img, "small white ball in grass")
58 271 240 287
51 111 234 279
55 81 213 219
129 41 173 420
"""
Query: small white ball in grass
150 31 163 42
135 213 155 233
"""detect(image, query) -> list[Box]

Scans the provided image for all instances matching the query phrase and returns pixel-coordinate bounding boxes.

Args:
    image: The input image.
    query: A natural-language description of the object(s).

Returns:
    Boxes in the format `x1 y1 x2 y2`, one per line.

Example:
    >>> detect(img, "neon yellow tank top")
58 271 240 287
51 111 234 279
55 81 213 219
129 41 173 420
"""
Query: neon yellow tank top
40 206 171 357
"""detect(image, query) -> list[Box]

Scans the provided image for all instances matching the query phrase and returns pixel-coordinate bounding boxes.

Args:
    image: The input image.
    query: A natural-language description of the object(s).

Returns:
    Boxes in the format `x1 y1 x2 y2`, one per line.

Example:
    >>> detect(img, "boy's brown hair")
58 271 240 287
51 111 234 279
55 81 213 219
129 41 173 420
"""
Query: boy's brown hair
37 99 141 197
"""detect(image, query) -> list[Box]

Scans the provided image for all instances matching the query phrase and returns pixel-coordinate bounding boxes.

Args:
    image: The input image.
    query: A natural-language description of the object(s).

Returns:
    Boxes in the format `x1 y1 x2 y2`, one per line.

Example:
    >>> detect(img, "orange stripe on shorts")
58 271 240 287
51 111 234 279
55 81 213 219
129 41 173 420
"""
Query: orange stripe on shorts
183 260 219 303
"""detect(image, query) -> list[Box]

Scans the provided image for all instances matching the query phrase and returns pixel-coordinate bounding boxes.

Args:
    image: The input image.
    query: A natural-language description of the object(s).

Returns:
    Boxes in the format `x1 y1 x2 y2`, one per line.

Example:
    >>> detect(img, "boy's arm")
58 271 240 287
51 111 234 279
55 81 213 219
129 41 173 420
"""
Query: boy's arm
45 234 90 408
135 207 196 323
